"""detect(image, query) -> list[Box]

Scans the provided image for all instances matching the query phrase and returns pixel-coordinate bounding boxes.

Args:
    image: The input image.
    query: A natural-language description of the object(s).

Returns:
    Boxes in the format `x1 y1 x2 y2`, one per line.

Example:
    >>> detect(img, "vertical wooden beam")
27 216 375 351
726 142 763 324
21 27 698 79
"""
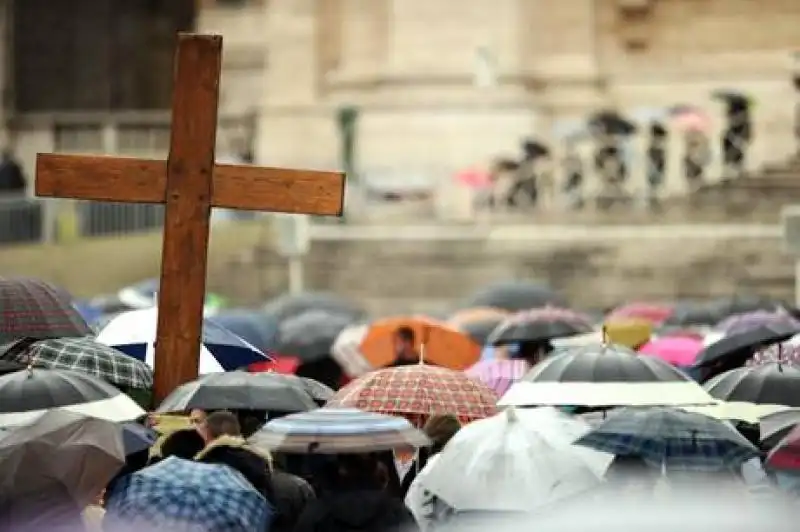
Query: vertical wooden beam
152 34 222 404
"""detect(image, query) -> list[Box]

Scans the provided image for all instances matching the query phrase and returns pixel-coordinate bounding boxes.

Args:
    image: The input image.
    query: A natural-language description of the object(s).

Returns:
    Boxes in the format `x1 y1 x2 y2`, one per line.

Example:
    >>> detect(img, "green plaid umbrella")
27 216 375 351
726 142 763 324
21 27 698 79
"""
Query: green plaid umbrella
4 337 152 390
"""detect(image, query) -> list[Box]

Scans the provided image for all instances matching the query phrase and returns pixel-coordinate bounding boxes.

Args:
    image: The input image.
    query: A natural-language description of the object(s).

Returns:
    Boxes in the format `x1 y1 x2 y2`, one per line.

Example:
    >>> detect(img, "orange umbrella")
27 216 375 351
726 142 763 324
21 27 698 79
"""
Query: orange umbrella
360 316 481 370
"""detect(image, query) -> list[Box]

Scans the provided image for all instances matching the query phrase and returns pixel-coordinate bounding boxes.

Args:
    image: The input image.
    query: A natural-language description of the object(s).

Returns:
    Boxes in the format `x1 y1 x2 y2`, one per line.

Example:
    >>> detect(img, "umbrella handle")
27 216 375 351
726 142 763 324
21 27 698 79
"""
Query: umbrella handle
601 326 609 346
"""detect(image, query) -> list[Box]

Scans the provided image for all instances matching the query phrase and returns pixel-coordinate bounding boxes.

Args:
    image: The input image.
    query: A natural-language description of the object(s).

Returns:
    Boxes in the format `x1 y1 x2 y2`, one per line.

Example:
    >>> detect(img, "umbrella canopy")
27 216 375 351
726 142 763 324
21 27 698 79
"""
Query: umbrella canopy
588 110 637 135
275 310 353 364
759 408 800 442
249 407 430 454
263 291 366 322
703 363 800 407
104 456 272 532
489 308 593 346
0 409 125 506
710 295 782 320
327 364 498 423
448 308 509 346
330 324 372 378
0 278 92 344
418 407 613 512
2 336 153 390
465 359 529 396
748 342 800 366
0 368 144 426
117 278 228 314
461 281 567 312
156 371 321 413
359 316 481 370
96 307 270 373
638 336 704 367
663 301 721 327
606 302 673 325
767 425 800 470
122 421 158 456
499 343 714 407
575 407 759 472
209 309 278 352
670 105 712 132
693 322 800 370
715 310 800 336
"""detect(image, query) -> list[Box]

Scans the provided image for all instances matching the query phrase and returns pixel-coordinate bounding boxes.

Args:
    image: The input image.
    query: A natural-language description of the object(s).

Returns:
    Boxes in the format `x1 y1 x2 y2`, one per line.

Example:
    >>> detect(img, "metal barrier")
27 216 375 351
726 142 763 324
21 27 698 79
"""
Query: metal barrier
0 196 44 244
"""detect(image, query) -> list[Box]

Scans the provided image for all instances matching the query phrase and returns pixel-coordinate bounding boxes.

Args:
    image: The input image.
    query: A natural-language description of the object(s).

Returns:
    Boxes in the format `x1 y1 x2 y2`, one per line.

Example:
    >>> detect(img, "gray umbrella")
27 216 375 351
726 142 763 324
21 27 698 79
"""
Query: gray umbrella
0 368 145 427
0 409 124 506
155 371 320 413
275 310 355 363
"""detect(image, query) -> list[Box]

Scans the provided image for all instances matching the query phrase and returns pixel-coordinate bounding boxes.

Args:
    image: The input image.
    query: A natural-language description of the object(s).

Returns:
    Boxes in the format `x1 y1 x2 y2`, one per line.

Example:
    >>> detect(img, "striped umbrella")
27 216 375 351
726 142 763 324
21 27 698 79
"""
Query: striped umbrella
465 359 529 396
330 324 373 378
327 364 498 424
249 407 430 454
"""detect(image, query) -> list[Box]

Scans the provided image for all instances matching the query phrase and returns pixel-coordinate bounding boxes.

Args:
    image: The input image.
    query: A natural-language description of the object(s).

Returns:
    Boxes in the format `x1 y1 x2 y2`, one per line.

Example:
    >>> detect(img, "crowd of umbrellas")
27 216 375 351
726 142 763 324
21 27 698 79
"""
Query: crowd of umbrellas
1 277 800 530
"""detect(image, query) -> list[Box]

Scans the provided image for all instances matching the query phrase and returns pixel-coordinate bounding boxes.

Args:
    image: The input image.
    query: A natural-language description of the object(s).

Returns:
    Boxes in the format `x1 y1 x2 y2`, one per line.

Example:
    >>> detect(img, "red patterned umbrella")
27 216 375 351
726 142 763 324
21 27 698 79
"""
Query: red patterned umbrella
0 278 91 345
606 302 673 325
326 364 498 424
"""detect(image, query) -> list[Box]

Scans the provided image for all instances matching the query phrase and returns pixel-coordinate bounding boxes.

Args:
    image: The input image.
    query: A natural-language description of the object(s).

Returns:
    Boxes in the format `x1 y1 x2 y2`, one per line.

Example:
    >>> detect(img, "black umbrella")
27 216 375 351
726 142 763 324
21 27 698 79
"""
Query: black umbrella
498 344 711 407
489 308 592 346
275 310 354 364
263 292 366 322
155 371 321 414
588 111 636 136
703 363 800 407
461 281 567 312
711 89 751 108
0 368 144 426
456 317 506 345
760 408 800 443
709 295 782 321
693 322 800 370
522 344 692 384
522 139 550 160
662 301 720 327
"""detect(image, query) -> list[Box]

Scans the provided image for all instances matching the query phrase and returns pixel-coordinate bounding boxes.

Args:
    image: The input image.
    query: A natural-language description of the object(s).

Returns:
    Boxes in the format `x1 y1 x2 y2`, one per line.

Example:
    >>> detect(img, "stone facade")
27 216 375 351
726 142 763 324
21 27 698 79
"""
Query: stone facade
251 0 800 178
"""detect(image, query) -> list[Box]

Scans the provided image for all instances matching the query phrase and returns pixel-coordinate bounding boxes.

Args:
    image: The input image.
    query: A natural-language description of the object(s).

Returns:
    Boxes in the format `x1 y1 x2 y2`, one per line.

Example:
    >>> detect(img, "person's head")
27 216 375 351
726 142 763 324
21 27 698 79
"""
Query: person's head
393 326 416 359
423 414 462 454
188 408 207 427
197 410 241 444
335 453 384 490
159 428 205 460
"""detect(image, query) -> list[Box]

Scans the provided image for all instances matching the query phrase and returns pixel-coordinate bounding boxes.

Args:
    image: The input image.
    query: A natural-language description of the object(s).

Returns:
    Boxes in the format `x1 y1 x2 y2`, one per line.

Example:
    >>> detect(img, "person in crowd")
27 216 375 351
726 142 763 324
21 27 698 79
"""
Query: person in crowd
392 326 421 366
0 149 26 195
513 340 554 367
646 123 667 210
722 99 751 179
562 140 584 210
401 414 462 496
294 453 417 532
194 410 273 500
487 158 519 210
149 428 206 465
269 454 317 532
684 130 710 191
594 132 628 210
188 408 208 427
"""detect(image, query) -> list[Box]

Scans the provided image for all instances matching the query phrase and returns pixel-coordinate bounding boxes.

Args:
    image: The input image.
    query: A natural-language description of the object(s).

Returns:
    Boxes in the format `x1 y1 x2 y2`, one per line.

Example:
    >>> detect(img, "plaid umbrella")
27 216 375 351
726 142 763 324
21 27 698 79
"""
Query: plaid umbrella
249 407 430 454
104 456 272 532
716 310 800 336
327 364 498 424
489 307 593 345
3 336 153 390
0 278 92 344
465 359 529 396
575 406 759 472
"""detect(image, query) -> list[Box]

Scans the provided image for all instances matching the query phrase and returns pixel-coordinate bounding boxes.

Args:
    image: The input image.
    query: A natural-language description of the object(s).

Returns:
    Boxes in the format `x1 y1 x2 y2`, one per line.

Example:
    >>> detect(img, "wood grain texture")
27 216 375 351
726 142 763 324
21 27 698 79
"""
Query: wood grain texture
36 153 345 215
152 33 222 403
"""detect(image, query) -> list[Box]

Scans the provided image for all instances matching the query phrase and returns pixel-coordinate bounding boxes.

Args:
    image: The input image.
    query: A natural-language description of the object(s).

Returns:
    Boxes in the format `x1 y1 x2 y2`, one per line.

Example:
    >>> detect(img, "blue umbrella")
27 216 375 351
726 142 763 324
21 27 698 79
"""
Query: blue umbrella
121 422 158 456
209 309 278 352
104 457 272 532
96 308 271 373
575 406 759 472
72 301 103 326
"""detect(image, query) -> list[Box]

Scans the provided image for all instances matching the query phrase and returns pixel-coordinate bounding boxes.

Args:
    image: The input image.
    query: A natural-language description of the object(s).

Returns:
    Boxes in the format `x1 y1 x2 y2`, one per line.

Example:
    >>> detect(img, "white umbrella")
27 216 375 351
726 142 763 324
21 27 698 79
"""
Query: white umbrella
418 407 613 512
330 324 372 378
499 381 714 408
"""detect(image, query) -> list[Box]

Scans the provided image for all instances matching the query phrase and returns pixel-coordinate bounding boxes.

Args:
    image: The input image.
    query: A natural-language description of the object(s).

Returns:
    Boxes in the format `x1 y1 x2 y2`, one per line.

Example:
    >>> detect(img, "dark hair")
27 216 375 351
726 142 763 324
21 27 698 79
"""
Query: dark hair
159 429 205 460
204 410 242 439
395 326 415 343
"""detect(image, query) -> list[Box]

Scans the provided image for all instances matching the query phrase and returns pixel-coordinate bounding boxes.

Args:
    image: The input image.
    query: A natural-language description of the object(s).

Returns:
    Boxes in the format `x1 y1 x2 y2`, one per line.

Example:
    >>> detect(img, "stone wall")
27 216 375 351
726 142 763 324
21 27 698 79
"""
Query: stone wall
211 228 794 314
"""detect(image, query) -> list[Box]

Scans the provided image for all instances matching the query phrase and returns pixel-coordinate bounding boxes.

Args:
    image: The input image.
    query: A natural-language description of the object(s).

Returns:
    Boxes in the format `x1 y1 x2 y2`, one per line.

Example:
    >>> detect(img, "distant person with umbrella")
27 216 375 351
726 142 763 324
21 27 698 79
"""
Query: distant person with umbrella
713 90 752 179
563 137 585 210
508 139 549 209
589 111 635 210
391 326 421 366
646 122 668 210
0 149 26 196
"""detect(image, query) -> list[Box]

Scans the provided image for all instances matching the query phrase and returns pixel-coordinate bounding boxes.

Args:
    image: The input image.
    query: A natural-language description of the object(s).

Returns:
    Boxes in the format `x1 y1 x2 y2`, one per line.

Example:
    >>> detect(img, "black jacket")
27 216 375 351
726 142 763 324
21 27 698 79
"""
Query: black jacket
293 489 416 532
271 469 316 532
195 435 273 501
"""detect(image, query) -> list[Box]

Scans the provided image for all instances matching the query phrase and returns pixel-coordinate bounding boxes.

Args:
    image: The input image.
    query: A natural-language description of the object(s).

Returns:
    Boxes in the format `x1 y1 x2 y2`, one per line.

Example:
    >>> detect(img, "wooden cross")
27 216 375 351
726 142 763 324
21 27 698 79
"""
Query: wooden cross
35 34 346 403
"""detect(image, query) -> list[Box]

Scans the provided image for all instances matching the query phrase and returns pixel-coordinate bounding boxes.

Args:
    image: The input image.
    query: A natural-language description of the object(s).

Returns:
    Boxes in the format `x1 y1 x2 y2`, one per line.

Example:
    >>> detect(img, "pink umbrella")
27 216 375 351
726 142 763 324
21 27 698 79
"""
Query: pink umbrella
638 336 703 367
465 359 529 397
454 168 492 189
